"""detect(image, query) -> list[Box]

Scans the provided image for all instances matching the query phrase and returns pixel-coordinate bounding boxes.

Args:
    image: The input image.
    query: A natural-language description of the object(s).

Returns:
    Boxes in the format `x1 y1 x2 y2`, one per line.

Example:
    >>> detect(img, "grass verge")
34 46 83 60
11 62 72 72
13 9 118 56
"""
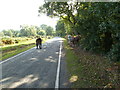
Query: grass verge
64 39 119 88
1 44 35 60
1 38 47 61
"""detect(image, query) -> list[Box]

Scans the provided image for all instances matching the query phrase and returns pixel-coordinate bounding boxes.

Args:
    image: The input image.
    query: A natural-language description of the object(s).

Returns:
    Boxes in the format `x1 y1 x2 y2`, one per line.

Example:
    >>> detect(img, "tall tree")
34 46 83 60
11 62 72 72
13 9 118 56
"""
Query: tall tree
2 30 13 37
39 1 81 34
40 24 48 30
39 1 120 62
37 30 46 36
56 19 66 37
0 31 4 37
19 25 37 37
46 26 54 35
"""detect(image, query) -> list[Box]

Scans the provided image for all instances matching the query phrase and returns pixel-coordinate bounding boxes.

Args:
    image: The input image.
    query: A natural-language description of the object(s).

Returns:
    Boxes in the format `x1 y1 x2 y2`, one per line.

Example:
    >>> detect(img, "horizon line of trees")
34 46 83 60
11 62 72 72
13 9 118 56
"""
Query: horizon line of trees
0 24 55 37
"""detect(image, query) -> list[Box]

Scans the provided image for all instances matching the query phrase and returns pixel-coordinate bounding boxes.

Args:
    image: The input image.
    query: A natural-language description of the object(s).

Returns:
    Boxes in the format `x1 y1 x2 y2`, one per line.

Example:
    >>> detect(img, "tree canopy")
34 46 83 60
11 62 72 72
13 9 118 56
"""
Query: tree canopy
56 19 66 37
1 24 55 37
39 2 120 62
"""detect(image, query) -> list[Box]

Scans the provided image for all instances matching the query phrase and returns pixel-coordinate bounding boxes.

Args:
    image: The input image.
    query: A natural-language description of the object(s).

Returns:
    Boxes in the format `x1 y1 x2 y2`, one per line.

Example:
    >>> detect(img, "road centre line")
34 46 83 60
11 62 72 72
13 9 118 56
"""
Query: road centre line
55 40 62 89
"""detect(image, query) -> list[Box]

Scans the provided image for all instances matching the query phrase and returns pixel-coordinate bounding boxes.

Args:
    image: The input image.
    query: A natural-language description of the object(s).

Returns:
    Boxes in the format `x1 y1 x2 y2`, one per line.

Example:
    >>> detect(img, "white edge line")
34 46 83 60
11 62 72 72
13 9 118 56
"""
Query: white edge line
0 47 35 64
0 42 49 65
0 40 51 65
55 41 62 89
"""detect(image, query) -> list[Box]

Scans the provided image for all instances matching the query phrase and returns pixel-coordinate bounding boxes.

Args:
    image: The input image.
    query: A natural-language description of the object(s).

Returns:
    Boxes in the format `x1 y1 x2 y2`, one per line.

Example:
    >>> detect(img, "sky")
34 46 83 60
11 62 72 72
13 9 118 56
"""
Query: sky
0 0 59 31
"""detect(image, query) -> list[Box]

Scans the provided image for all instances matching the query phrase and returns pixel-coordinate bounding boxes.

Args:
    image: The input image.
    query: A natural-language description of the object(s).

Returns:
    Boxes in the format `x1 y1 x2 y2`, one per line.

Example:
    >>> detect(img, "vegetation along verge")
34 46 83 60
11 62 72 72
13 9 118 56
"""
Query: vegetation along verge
0 37 48 61
64 40 119 88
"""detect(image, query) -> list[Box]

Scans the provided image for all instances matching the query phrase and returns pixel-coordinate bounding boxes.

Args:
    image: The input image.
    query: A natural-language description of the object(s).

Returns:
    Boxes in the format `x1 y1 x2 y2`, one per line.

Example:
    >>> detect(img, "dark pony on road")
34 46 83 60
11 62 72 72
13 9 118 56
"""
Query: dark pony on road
36 37 42 49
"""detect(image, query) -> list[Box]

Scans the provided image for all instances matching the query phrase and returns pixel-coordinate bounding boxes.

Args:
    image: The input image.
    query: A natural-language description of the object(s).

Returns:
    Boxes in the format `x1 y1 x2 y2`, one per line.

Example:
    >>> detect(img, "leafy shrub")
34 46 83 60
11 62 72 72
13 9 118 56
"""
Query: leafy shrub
2 39 15 44
108 42 120 62
1 37 33 45
15 40 19 43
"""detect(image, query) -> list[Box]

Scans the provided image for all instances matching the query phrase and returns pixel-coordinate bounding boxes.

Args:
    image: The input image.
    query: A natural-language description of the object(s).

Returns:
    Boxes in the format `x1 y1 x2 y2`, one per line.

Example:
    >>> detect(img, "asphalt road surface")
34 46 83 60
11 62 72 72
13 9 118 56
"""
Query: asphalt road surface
0 37 70 88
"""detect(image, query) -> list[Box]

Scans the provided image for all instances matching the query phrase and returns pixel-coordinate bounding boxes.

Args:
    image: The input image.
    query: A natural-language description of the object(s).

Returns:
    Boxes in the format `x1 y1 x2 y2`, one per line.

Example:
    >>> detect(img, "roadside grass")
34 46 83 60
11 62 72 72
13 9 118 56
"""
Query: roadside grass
1 38 47 61
64 40 119 88
1 44 35 60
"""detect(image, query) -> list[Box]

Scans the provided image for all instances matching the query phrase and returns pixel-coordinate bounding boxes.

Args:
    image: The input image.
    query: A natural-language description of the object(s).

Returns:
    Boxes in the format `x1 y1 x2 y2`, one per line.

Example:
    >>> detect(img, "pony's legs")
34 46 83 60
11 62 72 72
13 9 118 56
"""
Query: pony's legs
36 43 39 49
39 44 42 49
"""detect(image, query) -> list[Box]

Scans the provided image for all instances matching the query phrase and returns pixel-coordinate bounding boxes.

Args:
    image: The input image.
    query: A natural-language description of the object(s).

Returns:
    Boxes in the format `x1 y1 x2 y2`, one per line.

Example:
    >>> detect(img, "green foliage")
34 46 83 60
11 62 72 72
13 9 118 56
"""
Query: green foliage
2 30 13 37
108 42 120 62
56 19 66 37
64 40 119 88
46 26 54 35
1 43 35 60
2 39 15 44
1 29 20 37
0 32 4 37
40 24 54 36
76 2 120 62
1 24 55 38
40 24 47 30
19 25 37 37
1 37 32 45
37 30 46 36
39 2 80 34
36 2 120 62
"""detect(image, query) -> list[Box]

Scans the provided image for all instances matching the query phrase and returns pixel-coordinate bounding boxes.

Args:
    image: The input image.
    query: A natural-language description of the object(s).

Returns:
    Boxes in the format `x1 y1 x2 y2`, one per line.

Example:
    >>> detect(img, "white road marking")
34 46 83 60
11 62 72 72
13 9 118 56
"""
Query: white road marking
1 38 63 88
0 41 50 65
55 40 63 89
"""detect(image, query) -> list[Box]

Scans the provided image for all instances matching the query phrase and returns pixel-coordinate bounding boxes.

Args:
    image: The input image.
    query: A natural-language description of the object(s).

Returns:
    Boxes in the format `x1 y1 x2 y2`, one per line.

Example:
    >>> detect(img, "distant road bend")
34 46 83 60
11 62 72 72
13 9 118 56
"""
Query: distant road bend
0 37 69 88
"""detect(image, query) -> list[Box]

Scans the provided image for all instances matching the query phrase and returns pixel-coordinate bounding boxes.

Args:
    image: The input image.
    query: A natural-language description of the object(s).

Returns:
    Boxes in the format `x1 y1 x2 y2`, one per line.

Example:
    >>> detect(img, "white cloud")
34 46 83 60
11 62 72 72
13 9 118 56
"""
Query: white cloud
0 0 59 31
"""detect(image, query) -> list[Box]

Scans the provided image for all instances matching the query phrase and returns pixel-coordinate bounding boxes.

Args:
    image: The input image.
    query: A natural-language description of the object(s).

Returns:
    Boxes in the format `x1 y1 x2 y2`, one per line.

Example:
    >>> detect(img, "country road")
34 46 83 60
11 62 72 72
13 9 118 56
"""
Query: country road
0 37 70 88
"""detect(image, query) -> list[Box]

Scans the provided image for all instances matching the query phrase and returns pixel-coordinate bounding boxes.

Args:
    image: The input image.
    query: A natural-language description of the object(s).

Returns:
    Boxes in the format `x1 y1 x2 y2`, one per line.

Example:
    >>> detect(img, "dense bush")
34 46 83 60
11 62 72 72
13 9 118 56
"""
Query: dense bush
108 42 120 62
1 37 33 45
2 39 15 44
15 40 19 43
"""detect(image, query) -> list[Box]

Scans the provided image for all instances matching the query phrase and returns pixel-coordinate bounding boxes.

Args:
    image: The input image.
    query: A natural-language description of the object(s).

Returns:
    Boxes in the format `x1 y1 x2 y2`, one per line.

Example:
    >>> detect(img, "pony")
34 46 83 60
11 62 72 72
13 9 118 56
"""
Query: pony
71 35 81 47
36 37 42 49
